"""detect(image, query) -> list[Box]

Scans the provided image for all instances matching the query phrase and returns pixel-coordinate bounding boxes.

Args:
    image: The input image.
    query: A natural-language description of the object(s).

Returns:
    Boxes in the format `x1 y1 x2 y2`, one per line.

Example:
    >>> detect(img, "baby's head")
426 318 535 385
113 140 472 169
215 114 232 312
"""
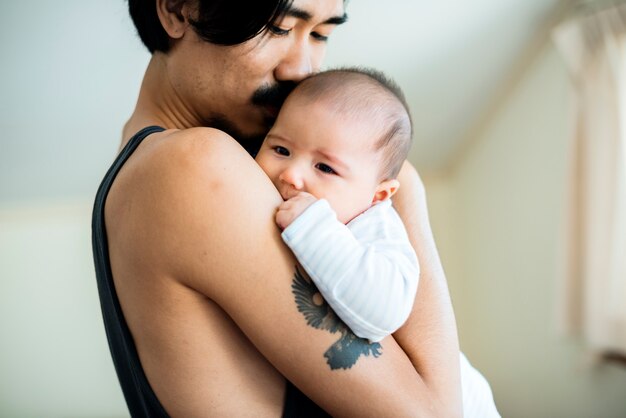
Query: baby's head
256 68 412 224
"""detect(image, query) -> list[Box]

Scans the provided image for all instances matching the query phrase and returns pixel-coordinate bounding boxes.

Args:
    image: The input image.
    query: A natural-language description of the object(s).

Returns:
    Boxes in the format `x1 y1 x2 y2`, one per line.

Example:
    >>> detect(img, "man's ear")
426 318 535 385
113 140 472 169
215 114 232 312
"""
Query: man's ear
372 179 400 204
156 0 191 40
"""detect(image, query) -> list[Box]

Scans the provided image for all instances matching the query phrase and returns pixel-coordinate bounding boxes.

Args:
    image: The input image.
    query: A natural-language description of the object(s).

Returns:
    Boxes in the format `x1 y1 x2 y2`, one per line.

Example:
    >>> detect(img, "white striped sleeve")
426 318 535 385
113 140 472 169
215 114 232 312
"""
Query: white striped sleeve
281 199 419 342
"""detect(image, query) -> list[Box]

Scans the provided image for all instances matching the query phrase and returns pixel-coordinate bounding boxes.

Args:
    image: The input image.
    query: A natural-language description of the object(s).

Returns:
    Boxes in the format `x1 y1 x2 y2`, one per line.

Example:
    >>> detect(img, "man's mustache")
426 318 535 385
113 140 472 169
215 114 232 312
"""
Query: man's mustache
251 81 297 109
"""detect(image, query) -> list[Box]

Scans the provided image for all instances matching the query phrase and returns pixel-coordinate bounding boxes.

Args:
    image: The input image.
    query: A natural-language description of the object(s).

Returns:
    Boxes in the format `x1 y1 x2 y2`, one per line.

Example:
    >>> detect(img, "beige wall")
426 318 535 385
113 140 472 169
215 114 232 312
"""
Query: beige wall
0 201 127 417
422 43 626 417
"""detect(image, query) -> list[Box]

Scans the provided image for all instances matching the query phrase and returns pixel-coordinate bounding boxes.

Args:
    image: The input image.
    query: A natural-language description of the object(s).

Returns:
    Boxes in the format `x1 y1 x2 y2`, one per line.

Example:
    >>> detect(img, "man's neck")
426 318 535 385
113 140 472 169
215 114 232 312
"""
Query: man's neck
123 54 202 142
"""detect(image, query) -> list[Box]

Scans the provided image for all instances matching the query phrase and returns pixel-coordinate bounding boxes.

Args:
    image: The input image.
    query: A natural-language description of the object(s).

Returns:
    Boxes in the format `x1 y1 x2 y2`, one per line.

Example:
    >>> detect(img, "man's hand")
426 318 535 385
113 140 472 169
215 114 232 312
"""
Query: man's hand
276 191 318 230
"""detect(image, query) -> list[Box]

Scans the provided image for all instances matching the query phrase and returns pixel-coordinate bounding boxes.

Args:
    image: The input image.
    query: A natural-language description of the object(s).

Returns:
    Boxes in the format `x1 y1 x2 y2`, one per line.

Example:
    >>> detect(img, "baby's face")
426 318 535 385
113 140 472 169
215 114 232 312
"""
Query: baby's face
256 97 386 224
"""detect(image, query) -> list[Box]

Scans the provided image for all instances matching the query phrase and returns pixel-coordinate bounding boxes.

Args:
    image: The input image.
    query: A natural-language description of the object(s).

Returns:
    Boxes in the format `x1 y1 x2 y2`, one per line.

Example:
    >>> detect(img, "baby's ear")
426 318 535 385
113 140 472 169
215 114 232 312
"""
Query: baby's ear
372 179 400 203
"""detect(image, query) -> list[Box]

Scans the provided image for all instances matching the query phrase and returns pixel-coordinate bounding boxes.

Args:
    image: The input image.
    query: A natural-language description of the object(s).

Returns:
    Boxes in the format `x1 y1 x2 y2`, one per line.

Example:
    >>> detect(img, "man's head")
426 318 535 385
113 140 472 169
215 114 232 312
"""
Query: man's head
255 68 413 224
128 0 347 147
129 0 294 53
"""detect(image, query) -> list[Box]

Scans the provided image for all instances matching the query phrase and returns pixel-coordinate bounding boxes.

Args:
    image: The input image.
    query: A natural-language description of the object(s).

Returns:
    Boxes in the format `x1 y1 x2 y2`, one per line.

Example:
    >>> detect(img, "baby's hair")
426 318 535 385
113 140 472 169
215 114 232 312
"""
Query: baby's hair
290 67 413 180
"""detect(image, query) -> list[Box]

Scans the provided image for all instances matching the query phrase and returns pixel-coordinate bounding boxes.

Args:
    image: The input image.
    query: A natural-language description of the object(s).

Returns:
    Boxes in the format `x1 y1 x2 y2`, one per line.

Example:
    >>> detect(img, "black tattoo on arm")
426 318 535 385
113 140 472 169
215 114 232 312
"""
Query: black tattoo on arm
291 266 382 370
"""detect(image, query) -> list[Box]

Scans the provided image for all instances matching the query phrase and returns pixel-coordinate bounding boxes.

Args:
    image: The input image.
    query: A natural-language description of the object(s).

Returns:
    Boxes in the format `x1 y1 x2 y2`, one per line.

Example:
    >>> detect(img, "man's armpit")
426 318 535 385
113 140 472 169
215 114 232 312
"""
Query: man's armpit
291 266 382 370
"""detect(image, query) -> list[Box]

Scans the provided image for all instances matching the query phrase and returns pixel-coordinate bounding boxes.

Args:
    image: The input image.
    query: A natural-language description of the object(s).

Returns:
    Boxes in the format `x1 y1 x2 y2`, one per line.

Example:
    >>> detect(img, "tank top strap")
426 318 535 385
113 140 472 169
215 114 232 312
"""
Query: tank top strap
92 125 169 418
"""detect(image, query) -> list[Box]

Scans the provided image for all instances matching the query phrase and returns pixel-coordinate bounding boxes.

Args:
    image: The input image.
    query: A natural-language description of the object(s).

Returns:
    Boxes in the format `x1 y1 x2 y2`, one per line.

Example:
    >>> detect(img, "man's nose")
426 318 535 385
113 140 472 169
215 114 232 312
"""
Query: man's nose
275 40 314 82
278 166 305 190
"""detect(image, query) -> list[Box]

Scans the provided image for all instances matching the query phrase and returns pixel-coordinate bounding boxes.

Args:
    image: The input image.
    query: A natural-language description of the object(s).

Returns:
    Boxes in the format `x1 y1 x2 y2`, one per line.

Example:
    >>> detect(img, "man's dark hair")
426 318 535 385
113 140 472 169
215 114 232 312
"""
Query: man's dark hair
292 68 413 180
128 0 294 53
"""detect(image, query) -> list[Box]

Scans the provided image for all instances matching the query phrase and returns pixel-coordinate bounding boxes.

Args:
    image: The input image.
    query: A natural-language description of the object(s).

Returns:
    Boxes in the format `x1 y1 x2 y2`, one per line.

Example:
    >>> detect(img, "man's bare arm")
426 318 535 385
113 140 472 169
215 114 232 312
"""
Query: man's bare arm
124 130 449 417
392 161 463 417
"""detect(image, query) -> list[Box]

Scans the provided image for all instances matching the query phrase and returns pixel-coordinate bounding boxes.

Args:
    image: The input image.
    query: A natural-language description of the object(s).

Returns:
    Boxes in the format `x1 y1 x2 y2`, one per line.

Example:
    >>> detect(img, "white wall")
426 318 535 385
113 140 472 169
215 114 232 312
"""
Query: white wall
0 201 127 417
0 0 145 416
423 42 626 418
0 0 149 203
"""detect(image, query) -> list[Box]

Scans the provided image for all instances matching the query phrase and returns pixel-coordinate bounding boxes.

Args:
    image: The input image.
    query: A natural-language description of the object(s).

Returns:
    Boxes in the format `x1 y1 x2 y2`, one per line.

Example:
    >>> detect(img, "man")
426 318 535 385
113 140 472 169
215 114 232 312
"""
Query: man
93 0 462 416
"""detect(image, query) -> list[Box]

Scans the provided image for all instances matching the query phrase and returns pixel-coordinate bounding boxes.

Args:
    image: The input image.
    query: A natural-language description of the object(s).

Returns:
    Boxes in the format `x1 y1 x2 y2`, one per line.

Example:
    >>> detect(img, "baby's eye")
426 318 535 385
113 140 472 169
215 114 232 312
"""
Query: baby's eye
315 163 336 175
273 146 290 156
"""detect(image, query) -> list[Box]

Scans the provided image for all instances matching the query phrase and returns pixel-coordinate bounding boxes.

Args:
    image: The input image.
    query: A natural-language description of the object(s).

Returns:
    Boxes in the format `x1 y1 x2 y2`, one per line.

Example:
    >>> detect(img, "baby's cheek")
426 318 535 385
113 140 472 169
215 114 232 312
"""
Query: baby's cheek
342 193 376 224
335 200 360 225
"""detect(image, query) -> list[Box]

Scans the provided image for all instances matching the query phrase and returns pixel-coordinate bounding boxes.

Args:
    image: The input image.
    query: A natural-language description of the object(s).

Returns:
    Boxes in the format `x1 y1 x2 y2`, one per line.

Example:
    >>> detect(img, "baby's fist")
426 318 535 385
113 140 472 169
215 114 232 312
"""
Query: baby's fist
276 192 318 230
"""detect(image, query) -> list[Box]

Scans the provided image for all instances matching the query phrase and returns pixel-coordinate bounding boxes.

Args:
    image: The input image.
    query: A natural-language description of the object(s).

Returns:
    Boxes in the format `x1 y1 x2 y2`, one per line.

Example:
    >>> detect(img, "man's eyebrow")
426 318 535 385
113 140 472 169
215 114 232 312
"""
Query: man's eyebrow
324 13 348 26
284 6 348 26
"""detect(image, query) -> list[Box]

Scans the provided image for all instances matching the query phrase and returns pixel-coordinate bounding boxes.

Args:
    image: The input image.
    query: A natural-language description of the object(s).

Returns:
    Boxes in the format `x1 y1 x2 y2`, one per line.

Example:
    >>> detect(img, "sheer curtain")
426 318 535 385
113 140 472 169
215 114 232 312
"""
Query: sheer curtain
554 3 626 357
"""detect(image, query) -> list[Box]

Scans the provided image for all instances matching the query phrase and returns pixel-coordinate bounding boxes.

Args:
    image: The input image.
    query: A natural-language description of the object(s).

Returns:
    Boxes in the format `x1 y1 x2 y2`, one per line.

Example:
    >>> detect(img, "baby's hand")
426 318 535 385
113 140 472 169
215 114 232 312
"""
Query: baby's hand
276 191 318 230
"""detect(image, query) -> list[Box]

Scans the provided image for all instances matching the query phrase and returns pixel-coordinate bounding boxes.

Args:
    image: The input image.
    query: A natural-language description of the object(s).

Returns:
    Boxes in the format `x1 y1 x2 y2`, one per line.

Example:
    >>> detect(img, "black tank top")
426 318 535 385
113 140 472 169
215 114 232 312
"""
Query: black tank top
92 126 329 418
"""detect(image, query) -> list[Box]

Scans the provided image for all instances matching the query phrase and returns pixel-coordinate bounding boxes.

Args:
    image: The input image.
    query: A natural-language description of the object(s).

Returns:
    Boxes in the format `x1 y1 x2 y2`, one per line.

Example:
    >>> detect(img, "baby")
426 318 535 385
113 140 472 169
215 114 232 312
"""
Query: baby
256 68 418 343
255 68 500 417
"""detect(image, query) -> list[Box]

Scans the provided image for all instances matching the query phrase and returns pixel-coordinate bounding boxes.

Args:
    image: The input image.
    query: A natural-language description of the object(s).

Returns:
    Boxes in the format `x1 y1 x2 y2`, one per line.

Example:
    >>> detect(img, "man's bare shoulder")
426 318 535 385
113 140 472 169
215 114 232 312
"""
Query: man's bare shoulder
108 126 283 293
143 127 252 173
135 125 280 216
118 126 272 199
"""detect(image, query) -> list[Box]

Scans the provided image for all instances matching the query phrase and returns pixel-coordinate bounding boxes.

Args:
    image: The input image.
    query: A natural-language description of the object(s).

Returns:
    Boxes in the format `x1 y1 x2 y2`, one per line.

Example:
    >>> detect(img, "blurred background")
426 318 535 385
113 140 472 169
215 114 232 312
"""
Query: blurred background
2 0 626 416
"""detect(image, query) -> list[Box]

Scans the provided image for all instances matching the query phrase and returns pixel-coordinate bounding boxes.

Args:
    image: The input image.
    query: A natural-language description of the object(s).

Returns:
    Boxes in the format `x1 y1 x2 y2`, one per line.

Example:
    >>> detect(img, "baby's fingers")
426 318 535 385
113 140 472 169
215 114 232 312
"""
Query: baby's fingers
275 207 294 230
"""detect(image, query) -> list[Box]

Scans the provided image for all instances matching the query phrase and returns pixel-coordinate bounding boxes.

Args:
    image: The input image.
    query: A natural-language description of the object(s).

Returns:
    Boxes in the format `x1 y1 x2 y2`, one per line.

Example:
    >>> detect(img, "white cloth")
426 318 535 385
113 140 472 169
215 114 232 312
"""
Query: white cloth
553 4 626 355
460 353 501 418
281 199 419 342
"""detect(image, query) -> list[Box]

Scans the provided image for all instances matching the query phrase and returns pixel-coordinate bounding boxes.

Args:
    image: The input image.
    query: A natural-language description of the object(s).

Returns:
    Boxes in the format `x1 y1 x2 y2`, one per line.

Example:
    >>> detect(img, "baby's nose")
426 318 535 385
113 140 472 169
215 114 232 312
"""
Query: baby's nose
278 167 304 190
